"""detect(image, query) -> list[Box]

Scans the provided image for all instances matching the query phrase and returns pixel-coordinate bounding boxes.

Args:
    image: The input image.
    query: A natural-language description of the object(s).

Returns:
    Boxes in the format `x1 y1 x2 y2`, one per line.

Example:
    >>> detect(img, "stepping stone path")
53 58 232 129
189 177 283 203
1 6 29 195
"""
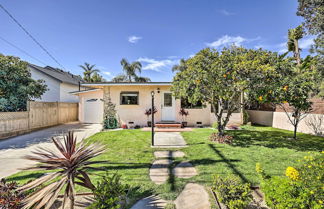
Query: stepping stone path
154 150 185 158
132 132 210 209
174 183 211 209
173 161 198 178
130 195 168 209
149 159 172 184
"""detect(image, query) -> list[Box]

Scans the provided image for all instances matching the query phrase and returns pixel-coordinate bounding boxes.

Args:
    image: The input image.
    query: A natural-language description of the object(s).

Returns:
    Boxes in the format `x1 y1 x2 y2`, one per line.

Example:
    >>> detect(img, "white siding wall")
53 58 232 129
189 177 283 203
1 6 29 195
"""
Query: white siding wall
30 68 61 102
60 83 80 102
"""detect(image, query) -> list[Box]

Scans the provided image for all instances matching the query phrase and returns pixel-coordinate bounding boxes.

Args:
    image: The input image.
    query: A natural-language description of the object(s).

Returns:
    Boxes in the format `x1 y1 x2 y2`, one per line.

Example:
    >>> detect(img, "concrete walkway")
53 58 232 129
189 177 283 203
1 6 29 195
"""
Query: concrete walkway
152 132 187 148
0 122 102 178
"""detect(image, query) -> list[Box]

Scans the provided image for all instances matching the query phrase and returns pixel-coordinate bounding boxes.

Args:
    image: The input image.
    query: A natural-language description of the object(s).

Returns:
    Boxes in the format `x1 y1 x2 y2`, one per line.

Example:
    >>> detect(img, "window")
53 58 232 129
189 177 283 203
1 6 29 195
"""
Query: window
164 93 172 107
181 98 203 109
120 92 139 105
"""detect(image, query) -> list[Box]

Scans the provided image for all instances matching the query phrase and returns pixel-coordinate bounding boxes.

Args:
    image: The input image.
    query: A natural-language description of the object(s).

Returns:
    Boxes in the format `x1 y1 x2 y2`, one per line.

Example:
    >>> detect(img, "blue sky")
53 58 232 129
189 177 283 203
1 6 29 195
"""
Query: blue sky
0 0 314 81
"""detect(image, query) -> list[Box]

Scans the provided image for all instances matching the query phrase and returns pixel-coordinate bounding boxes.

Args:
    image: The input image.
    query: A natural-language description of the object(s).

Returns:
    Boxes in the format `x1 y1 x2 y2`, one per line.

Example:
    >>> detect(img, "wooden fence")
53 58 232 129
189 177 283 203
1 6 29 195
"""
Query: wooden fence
0 101 78 139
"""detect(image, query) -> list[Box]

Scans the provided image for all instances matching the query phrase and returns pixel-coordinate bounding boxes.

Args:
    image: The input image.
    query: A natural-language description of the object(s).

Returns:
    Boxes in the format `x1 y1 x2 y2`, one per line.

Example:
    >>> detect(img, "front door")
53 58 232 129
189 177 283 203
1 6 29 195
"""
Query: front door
161 92 175 121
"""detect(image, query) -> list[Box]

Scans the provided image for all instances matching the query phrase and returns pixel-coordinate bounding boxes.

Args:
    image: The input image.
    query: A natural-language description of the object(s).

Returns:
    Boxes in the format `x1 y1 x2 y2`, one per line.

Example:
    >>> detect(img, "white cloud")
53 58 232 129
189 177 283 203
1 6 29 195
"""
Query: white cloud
102 71 113 78
128 35 142 43
254 44 264 49
219 9 235 16
137 57 178 72
278 42 287 53
206 35 246 48
299 37 314 49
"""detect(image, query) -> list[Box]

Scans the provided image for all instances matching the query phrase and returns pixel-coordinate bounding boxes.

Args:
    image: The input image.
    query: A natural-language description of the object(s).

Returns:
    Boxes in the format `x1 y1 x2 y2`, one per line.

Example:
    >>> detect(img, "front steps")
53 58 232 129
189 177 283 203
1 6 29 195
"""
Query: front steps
155 121 182 128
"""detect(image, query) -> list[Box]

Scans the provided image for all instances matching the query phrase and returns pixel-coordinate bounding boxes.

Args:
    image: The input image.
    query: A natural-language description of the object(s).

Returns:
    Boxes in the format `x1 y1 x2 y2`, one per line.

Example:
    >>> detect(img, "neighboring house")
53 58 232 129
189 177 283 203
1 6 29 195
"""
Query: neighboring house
72 82 242 126
29 64 84 102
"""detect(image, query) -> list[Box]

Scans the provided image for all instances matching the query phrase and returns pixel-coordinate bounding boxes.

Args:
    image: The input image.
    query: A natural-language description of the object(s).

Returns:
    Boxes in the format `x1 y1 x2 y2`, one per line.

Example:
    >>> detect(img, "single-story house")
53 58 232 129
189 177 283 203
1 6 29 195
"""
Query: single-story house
29 64 84 102
72 82 242 127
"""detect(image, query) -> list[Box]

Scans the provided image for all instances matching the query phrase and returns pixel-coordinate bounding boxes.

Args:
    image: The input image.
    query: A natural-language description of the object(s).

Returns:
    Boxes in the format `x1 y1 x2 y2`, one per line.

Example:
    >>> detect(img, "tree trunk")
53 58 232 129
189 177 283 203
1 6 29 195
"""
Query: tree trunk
217 115 224 136
293 124 298 140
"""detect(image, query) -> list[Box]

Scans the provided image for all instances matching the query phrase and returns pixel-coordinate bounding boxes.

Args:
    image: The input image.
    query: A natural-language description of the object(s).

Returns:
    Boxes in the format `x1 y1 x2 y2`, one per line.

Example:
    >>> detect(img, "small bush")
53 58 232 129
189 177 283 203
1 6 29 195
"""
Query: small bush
89 173 129 209
0 179 25 209
209 132 233 144
212 122 218 129
212 175 252 209
258 152 324 209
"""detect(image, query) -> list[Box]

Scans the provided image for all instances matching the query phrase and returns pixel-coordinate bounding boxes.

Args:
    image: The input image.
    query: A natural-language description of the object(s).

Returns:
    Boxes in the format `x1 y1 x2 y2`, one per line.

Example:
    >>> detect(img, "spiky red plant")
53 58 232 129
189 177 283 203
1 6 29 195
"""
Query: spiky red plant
18 131 105 209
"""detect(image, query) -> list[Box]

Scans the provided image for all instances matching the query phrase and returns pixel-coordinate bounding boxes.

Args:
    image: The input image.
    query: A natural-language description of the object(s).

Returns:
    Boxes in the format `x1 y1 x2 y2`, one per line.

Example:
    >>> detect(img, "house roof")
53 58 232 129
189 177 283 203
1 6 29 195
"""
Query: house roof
29 64 83 85
81 82 172 88
70 88 101 95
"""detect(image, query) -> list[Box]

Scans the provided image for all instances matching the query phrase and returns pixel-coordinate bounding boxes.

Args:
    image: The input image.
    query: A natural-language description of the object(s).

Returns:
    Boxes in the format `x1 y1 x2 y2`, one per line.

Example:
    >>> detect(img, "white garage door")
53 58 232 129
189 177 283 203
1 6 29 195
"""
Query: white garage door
84 98 104 123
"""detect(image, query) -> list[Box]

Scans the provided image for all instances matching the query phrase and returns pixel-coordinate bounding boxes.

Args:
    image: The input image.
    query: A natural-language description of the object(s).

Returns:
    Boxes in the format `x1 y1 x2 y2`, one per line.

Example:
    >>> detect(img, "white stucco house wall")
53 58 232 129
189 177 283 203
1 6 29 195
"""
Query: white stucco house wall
72 82 243 126
28 64 84 102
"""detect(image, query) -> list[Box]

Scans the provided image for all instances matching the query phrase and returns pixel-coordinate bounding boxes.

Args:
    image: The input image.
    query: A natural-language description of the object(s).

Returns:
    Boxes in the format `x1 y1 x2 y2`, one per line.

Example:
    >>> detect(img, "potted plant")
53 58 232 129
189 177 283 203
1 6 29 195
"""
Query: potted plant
145 106 157 127
179 108 189 127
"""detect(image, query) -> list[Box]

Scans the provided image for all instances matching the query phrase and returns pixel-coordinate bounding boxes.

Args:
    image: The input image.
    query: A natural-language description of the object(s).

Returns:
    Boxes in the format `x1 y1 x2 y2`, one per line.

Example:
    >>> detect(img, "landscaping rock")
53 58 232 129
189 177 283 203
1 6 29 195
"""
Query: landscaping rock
149 159 172 184
130 195 168 209
174 183 210 209
154 151 185 158
173 161 197 178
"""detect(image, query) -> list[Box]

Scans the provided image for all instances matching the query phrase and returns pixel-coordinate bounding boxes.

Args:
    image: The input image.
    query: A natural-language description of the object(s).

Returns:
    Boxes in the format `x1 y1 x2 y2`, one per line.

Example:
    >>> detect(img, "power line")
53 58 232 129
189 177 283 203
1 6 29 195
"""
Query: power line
0 35 47 66
0 3 66 70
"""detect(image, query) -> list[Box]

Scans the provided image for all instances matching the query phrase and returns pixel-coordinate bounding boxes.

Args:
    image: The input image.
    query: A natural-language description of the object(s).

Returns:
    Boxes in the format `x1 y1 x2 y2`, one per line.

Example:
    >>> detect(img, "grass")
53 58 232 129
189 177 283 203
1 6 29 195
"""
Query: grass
6 126 324 207
181 125 324 185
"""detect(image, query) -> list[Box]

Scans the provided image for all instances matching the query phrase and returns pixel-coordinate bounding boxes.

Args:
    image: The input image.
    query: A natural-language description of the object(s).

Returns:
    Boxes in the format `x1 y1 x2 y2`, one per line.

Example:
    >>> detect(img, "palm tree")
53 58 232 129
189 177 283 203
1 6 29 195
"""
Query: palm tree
91 72 105 82
120 58 142 82
172 58 187 72
112 74 128 82
287 25 304 65
79 62 100 82
135 76 151 82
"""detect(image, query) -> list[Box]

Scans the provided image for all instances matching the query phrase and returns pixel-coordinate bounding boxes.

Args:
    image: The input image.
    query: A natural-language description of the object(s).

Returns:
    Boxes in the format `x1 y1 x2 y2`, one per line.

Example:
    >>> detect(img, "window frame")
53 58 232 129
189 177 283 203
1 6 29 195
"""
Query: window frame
120 91 139 105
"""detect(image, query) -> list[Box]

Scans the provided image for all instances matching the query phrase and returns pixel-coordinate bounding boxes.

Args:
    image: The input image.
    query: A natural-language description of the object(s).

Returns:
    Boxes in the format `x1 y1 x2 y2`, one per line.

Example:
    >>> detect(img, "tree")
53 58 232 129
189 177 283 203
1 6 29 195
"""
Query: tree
134 76 151 82
112 58 150 82
91 72 105 82
271 26 318 139
111 74 127 82
0 54 47 112
296 0 324 96
172 47 280 136
79 62 100 82
297 0 324 56
120 58 142 82
172 58 187 72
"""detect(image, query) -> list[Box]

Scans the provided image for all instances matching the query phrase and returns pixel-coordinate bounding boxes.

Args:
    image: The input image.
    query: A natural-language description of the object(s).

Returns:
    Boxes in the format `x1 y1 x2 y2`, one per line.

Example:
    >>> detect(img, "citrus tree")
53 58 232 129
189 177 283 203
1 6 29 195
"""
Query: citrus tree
172 47 281 136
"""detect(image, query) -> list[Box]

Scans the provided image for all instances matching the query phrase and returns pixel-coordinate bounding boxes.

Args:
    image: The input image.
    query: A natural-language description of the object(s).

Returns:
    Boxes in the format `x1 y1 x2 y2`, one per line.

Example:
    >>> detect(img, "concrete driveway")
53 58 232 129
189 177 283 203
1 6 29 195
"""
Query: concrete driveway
0 122 102 178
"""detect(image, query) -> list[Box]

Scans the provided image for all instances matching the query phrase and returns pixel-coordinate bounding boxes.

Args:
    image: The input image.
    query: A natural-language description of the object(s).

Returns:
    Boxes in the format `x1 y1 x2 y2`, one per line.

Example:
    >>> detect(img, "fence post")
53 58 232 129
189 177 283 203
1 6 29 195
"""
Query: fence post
27 101 30 130
57 101 60 125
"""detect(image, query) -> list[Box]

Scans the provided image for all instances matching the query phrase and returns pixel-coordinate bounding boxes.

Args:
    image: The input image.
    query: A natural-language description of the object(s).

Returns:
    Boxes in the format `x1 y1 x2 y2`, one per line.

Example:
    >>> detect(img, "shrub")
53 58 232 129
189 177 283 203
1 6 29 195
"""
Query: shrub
90 173 129 209
258 152 324 209
212 122 218 129
209 132 233 144
212 175 252 209
104 117 118 129
18 132 105 209
0 179 25 209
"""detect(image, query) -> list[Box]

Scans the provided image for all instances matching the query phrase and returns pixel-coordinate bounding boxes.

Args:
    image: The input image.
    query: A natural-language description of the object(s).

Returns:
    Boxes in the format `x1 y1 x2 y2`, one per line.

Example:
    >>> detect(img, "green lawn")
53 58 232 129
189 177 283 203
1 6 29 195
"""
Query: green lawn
7 126 324 206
